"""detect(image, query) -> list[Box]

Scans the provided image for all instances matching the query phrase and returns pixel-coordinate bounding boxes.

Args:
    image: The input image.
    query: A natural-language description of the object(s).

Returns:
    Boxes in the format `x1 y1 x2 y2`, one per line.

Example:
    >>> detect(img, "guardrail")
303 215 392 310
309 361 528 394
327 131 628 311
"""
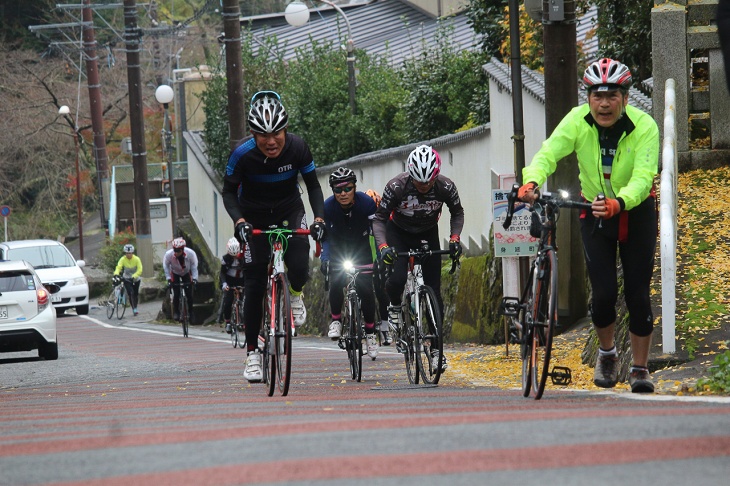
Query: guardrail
661 78 677 354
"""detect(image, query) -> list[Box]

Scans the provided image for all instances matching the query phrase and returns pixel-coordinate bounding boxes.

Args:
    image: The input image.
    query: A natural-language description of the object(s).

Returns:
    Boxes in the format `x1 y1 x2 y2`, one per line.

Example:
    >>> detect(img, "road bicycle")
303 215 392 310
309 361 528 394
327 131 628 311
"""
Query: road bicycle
389 243 458 385
169 280 193 338
499 183 593 399
229 285 246 349
103 276 129 320
336 261 375 382
252 226 316 397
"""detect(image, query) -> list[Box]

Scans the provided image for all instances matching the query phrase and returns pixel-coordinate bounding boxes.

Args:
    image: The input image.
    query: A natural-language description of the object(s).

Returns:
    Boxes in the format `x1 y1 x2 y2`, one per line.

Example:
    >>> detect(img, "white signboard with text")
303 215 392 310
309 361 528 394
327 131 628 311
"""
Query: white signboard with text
492 189 538 257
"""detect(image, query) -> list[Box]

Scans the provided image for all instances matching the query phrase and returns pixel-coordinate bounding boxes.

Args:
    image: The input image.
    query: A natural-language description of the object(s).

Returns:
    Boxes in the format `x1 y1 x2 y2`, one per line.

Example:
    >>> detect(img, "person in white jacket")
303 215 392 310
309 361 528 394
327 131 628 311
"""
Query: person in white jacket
163 237 199 321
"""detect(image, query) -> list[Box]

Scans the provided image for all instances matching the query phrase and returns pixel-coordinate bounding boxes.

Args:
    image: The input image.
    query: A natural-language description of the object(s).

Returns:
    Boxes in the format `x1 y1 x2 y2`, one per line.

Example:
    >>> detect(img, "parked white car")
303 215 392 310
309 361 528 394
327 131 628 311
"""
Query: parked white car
0 260 61 359
0 240 89 315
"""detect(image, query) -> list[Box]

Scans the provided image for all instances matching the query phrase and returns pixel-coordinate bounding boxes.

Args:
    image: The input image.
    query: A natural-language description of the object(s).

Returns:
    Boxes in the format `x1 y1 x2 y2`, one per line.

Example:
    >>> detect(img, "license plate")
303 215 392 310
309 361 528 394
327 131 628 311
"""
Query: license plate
51 295 62 303
0 306 7 319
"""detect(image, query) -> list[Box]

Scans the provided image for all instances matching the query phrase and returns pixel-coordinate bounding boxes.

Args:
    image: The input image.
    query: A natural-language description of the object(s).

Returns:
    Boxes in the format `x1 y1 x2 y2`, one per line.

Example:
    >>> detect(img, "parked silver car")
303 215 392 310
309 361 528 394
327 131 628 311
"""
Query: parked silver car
0 260 61 359
0 240 89 316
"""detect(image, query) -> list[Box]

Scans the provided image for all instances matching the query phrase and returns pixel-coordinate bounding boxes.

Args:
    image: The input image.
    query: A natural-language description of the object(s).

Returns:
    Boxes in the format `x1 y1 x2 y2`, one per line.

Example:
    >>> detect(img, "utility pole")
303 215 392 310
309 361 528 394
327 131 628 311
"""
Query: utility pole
81 0 110 229
124 0 153 277
542 0 586 324
222 0 246 149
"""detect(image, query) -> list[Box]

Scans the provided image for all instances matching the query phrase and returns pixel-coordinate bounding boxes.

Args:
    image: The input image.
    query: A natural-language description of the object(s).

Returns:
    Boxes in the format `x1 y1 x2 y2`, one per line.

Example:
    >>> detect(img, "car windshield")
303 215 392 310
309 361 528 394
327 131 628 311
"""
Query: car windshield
7 245 76 269
0 271 36 292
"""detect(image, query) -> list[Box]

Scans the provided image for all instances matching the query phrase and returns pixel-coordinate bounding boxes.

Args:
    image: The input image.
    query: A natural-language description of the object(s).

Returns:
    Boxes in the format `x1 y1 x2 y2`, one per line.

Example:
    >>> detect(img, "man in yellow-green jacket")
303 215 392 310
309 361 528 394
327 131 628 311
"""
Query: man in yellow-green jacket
114 243 143 316
518 58 659 394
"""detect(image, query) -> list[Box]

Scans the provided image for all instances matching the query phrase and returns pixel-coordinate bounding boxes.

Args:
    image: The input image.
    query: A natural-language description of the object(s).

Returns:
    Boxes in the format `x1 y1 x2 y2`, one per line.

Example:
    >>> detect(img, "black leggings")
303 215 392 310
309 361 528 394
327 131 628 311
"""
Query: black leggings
122 278 140 309
242 207 311 351
580 196 657 337
384 222 444 320
328 262 376 327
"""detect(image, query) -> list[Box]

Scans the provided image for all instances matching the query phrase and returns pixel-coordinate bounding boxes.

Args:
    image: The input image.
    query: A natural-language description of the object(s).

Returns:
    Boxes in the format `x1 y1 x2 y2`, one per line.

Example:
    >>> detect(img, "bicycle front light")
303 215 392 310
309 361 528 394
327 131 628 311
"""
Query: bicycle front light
343 260 355 273
558 189 570 200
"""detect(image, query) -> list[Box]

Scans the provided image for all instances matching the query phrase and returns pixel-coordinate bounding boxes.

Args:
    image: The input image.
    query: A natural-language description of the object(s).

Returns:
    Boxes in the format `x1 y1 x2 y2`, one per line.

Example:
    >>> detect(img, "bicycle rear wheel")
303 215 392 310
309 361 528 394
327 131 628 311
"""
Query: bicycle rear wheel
416 286 443 384
531 250 557 400
116 287 128 320
345 294 363 382
106 288 116 319
273 275 292 396
230 302 239 348
402 294 419 384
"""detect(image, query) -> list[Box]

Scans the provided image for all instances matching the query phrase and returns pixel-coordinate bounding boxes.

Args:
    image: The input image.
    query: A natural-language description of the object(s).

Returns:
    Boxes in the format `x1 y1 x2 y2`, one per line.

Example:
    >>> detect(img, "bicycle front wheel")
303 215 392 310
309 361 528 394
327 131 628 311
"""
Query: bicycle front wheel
345 294 363 382
236 298 246 349
531 250 557 400
116 287 128 320
180 291 189 338
106 288 116 319
230 306 239 348
403 294 419 385
416 286 443 385
274 275 292 396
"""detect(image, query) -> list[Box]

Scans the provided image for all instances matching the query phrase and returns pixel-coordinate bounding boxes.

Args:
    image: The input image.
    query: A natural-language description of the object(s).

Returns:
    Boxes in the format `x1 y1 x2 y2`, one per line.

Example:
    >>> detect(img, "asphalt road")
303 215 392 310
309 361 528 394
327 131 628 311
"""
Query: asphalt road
1 305 730 485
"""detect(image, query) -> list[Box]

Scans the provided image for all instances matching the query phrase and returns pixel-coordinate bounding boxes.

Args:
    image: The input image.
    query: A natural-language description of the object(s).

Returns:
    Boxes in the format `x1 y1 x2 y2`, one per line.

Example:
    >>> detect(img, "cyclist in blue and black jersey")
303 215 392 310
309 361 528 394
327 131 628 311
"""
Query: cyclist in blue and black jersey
222 90 326 383
320 168 379 359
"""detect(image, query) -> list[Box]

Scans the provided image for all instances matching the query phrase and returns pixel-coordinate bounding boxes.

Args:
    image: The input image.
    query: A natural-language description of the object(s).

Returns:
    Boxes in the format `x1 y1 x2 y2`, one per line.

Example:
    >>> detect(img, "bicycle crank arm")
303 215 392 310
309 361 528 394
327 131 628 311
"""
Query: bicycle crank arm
549 366 572 386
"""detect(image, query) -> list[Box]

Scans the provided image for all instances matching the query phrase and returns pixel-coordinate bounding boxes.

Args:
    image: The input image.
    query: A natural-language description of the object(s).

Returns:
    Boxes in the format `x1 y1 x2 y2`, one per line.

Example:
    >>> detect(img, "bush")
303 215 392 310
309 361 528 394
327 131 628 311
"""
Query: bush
697 343 730 395
98 230 137 274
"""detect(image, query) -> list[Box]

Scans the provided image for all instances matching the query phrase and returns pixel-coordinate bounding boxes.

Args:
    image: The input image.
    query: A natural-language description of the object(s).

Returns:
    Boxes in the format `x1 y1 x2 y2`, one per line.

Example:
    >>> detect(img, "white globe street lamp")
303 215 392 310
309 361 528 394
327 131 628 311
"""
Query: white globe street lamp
285 1 357 115
154 85 178 237
58 105 84 260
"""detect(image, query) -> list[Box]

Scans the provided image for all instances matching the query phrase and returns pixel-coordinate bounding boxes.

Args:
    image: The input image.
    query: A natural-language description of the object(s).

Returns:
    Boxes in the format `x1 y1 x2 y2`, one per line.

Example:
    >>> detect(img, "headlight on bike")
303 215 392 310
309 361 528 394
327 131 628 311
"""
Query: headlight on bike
343 260 354 273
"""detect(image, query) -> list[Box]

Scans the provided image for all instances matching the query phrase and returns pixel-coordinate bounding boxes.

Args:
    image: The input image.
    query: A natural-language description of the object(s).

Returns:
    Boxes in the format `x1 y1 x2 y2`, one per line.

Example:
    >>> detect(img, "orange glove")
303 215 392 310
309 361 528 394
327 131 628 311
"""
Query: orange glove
517 182 537 202
593 197 621 219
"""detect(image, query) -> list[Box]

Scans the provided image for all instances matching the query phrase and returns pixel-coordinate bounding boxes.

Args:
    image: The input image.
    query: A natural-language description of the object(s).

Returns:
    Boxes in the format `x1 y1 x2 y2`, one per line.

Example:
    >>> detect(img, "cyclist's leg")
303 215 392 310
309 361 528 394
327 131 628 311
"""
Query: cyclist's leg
222 286 235 322
171 275 181 319
357 271 379 358
242 263 268 353
132 278 141 311
184 273 195 320
283 209 310 293
383 222 410 305
328 269 346 338
420 228 445 320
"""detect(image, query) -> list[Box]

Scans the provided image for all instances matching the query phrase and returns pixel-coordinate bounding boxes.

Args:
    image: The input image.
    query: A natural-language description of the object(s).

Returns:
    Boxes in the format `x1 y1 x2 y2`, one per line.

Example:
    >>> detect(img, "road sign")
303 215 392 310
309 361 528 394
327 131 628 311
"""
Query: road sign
0 205 10 217
492 189 537 257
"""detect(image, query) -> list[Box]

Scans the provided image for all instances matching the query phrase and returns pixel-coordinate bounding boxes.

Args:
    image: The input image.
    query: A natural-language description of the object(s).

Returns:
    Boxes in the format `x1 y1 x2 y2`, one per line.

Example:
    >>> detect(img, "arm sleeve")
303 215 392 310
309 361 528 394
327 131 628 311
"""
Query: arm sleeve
615 115 660 210
301 168 325 219
162 253 171 280
190 251 199 280
132 256 143 279
114 257 124 276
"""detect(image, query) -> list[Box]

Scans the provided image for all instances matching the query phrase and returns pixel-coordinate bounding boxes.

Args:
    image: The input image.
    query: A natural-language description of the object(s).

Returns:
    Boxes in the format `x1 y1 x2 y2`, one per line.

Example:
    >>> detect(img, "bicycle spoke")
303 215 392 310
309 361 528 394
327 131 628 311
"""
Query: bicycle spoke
417 286 443 385
532 252 556 400
403 295 419 384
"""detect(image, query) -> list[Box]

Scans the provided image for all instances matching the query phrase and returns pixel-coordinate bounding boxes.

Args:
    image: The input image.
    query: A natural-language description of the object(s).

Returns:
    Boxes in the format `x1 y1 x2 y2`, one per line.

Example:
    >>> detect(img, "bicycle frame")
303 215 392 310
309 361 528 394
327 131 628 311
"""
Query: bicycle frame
500 183 592 399
339 261 373 382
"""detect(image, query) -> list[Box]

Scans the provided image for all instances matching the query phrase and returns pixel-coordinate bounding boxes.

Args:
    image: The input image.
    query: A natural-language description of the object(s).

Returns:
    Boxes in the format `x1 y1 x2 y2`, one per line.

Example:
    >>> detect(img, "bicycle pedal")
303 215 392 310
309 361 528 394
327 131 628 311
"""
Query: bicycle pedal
338 339 346 351
550 366 572 386
499 297 520 317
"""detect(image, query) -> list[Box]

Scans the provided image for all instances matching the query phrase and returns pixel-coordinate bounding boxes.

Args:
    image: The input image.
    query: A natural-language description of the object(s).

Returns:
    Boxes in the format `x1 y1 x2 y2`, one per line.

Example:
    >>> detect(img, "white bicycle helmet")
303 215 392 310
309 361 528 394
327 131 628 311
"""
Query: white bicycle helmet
329 167 357 188
583 58 632 92
172 237 186 249
248 93 289 134
226 237 241 256
123 244 135 253
407 145 441 183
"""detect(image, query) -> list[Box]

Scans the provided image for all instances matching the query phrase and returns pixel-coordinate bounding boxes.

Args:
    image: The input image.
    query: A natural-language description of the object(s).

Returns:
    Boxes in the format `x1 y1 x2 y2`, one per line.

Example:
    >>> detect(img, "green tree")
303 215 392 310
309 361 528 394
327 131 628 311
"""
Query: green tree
592 0 652 81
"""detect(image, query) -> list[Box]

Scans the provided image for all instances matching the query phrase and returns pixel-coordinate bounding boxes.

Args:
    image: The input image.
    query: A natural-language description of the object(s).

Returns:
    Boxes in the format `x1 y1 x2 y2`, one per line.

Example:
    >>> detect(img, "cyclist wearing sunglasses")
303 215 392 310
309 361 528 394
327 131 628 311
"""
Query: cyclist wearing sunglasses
222 90 326 380
517 58 659 393
320 168 380 358
372 145 464 372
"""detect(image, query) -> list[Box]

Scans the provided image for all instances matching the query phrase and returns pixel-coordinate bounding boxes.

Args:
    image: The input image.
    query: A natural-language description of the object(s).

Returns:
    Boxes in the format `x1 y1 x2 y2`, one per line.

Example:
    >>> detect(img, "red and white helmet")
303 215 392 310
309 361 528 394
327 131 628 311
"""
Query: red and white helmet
226 237 240 256
172 237 186 249
583 58 632 92
407 145 441 183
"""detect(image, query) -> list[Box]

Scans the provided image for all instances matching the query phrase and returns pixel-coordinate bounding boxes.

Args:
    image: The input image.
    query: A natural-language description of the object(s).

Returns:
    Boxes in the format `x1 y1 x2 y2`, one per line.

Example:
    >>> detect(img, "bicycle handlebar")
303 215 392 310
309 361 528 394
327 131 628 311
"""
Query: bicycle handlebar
394 248 460 274
502 183 593 230
250 227 322 257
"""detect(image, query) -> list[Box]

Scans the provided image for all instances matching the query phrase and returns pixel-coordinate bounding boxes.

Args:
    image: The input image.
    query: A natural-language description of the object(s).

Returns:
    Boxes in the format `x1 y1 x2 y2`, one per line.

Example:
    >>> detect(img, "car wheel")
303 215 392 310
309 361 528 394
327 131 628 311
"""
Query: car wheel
39 342 59 360
76 304 89 315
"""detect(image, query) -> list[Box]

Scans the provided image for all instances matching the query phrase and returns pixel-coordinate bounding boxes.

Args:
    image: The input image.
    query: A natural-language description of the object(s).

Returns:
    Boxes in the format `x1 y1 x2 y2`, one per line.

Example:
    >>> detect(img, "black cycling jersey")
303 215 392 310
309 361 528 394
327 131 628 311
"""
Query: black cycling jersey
372 172 464 247
222 132 324 221
322 191 377 266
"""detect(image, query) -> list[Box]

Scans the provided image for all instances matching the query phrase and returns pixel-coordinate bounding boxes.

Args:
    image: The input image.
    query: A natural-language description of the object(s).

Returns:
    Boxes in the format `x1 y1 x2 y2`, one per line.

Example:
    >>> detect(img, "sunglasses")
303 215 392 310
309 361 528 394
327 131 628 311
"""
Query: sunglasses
333 186 355 194
250 90 281 107
173 248 184 253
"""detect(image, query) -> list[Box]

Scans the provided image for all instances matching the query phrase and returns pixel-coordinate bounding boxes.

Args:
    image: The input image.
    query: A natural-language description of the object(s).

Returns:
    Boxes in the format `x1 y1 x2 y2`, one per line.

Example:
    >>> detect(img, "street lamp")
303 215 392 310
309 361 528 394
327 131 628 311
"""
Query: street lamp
285 0 357 115
154 84 178 238
58 105 84 260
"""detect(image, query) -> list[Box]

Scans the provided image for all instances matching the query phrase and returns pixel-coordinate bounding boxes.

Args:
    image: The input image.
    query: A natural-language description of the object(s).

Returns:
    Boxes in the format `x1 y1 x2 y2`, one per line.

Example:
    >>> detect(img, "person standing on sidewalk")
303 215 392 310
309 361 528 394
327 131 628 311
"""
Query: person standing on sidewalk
517 58 659 393
222 91 326 383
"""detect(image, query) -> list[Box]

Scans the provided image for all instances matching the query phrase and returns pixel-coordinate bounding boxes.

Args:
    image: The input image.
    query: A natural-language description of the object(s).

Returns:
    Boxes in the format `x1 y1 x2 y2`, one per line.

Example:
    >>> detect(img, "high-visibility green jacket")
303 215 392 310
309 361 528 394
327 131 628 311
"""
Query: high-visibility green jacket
523 104 659 211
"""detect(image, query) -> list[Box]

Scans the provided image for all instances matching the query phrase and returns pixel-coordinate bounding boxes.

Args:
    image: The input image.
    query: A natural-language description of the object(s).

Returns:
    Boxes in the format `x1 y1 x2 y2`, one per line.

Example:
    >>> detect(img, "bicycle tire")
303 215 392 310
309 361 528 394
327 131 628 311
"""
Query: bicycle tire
230 301 239 348
402 294 419 384
274 274 292 396
348 294 363 382
106 288 116 319
260 290 271 390
531 250 557 400
180 289 189 338
520 270 536 398
236 298 246 349
416 285 443 385
116 286 128 320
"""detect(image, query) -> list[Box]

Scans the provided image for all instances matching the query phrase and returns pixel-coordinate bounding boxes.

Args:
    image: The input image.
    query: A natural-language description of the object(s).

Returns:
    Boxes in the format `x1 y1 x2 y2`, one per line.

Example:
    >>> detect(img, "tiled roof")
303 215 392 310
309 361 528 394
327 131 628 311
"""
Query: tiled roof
243 0 481 66
484 58 653 114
